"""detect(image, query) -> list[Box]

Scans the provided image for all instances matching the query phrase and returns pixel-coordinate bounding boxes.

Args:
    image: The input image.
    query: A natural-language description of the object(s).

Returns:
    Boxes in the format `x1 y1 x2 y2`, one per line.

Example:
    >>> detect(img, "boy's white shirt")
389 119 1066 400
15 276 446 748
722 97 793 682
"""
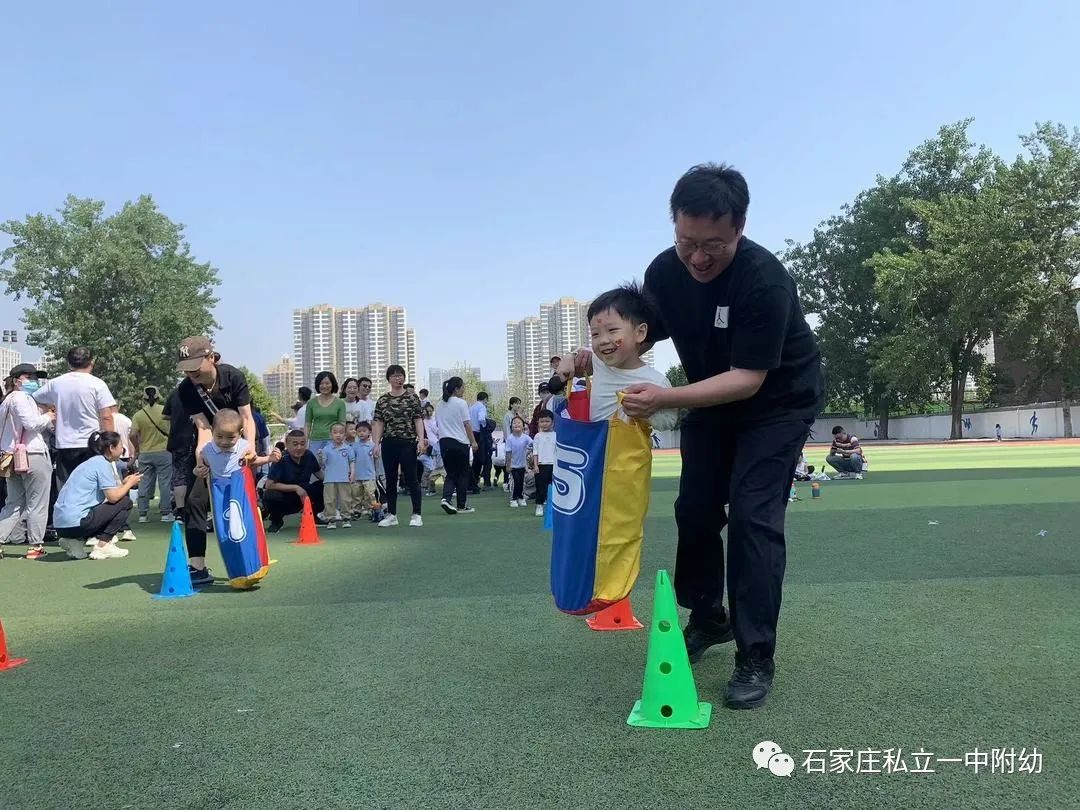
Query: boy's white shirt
533 431 557 464
585 351 679 430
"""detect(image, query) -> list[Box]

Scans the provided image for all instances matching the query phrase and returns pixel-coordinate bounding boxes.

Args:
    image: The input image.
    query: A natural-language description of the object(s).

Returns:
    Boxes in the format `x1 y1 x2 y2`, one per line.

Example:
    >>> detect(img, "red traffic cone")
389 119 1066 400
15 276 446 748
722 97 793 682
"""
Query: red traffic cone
293 498 323 545
586 596 644 631
0 619 28 672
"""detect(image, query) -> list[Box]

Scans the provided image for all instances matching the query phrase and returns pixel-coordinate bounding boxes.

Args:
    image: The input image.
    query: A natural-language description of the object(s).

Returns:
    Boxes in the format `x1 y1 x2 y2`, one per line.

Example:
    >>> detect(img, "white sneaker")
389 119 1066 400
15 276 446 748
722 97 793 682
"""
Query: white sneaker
327 522 338 530
409 514 423 527
378 515 399 528
855 473 864 480
519 499 529 507
161 514 175 522
119 530 137 541
138 516 148 524
535 506 545 517
85 537 118 547
510 500 520 508
89 544 129 560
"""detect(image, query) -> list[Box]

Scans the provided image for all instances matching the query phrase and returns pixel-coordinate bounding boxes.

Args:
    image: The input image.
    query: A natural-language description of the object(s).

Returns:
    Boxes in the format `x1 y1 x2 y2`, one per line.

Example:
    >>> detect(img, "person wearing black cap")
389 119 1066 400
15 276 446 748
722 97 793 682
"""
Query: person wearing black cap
0 363 56 560
174 336 258 585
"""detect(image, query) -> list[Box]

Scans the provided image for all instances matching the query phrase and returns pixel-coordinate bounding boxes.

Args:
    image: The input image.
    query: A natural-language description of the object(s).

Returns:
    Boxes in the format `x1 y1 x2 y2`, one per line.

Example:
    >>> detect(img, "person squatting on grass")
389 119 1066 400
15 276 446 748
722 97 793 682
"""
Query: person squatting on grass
53 431 141 561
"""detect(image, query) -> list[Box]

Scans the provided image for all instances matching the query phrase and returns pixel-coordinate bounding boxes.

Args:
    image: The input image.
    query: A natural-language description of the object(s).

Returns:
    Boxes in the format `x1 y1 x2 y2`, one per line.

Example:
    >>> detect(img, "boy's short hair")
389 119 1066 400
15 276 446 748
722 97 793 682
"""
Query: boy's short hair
419 388 429 397
586 281 657 349
831 425 845 435
330 422 347 431
286 429 306 440
509 396 521 407
213 408 243 432
356 420 372 430
476 391 488 401
538 409 555 421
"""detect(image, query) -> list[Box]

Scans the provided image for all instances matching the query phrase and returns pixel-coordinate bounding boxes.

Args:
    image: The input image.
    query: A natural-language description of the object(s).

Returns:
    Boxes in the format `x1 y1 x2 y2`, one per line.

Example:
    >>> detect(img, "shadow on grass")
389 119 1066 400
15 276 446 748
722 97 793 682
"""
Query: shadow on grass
83 573 164 594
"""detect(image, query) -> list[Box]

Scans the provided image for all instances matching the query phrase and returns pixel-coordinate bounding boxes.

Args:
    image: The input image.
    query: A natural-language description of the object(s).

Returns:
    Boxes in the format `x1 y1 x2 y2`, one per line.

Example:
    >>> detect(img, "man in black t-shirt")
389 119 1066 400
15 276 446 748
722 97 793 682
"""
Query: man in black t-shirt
625 163 823 710
263 430 326 532
174 336 259 586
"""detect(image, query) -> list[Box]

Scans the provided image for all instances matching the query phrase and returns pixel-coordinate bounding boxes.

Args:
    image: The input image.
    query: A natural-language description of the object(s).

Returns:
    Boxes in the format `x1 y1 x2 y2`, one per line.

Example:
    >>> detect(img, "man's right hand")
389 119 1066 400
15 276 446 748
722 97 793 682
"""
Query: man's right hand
295 486 308 500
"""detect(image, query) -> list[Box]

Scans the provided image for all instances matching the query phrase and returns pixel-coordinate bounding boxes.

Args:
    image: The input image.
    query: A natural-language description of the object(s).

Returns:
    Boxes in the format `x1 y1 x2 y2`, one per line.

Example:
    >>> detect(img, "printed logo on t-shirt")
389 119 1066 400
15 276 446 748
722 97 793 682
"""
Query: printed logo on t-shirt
714 306 729 329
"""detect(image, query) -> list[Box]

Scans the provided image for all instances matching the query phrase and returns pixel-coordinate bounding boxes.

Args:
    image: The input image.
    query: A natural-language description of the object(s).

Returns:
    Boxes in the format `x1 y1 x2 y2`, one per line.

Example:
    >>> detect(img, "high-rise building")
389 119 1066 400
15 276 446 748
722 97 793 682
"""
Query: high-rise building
506 316 547 396
262 355 295 414
540 297 591 360
292 303 417 396
507 297 596 395
428 365 481 396
0 347 22 377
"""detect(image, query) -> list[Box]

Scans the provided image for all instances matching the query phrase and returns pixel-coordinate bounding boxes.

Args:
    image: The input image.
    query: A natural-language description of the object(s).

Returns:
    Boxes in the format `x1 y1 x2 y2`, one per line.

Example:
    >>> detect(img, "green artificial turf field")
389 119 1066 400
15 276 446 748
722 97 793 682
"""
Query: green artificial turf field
1 441 1078 809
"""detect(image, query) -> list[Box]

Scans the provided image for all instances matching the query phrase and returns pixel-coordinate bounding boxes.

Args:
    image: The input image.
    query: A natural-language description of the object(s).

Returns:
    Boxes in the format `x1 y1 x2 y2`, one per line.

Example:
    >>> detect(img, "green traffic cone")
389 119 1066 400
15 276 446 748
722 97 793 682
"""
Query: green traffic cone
626 569 712 729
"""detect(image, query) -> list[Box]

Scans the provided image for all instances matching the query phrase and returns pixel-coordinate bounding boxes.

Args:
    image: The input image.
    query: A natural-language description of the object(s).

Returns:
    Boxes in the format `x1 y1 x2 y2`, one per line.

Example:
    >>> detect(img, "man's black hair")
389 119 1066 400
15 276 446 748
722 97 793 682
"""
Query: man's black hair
586 281 657 337
386 364 406 381
358 376 372 386
67 346 94 369
298 386 313 401
509 396 521 407
476 391 488 401
831 425 845 435
670 163 749 227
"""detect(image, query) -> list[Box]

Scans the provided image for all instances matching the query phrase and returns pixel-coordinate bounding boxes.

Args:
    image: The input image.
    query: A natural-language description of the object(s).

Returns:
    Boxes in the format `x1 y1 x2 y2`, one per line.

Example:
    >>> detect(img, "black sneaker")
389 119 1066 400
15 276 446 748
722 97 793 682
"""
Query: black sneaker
314 516 329 527
188 566 215 587
440 499 457 515
725 652 775 710
267 520 283 534
683 613 734 663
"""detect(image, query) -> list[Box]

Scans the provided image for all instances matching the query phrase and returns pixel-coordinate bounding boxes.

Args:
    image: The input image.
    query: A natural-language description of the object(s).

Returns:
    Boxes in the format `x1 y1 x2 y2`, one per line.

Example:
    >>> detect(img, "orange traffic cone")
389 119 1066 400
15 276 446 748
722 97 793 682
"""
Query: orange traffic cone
292 498 323 545
586 596 644 631
0 619 28 672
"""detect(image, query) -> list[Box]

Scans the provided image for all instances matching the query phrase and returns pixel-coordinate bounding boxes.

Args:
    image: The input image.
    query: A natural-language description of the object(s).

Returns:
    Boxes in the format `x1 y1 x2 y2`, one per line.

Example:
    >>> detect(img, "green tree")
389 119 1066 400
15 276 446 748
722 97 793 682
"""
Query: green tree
786 120 1002 436
0 195 219 412
994 123 1080 436
872 175 1029 439
665 364 688 387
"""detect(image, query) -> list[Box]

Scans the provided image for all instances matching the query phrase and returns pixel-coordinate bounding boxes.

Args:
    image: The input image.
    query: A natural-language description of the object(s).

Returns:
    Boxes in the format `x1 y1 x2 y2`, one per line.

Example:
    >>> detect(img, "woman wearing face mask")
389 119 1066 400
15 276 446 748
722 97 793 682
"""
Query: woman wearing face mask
53 430 142 560
0 363 57 560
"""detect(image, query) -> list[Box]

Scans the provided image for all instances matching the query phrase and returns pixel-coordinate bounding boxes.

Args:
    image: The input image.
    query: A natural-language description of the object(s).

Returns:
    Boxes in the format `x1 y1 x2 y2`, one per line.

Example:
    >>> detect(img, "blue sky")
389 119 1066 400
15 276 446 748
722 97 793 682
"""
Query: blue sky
2 1 1078 382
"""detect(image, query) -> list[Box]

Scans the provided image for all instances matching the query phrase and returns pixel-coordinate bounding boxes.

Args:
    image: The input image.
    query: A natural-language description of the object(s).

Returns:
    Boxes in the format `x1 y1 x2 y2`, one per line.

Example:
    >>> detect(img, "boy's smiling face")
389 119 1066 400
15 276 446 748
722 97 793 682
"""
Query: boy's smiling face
590 307 647 369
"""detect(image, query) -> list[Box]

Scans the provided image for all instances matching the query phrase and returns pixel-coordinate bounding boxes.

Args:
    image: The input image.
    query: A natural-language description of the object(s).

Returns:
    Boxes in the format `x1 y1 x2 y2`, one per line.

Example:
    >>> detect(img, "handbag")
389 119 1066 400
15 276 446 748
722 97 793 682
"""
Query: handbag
1 399 30 477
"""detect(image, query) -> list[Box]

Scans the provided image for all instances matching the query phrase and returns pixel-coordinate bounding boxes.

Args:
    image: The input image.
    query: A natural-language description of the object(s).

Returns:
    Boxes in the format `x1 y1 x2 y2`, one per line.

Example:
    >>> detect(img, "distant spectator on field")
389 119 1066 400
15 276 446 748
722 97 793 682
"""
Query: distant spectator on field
995 423 1002 441
130 386 173 523
33 347 117 487
826 426 865 479
289 386 312 431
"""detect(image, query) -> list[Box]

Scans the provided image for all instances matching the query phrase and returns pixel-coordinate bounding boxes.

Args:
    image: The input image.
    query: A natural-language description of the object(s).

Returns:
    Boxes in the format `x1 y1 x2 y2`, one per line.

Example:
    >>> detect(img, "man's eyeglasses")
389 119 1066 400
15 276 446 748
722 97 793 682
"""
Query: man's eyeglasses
675 236 731 257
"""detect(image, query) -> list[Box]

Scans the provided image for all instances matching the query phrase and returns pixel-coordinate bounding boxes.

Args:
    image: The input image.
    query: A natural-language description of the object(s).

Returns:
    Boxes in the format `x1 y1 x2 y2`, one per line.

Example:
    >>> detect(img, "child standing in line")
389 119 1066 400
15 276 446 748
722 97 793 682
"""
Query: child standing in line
504 416 533 507
318 422 355 529
531 409 557 517
352 421 378 519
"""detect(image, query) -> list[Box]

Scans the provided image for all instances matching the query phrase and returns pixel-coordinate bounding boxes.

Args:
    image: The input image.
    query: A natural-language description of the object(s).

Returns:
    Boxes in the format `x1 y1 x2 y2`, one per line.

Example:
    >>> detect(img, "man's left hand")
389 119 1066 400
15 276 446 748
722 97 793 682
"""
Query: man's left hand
621 383 667 419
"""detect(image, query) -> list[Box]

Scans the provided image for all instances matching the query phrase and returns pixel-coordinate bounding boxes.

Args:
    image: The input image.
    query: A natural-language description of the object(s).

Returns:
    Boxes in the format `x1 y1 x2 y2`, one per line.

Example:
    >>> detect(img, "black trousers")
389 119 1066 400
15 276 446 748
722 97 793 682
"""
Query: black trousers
262 482 325 522
55 448 95 488
382 437 420 516
674 416 810 659
534 464 553 505
510 468 526 501
57 496 134 542
471 433 492 488
171 444 213 559
439 438 471 509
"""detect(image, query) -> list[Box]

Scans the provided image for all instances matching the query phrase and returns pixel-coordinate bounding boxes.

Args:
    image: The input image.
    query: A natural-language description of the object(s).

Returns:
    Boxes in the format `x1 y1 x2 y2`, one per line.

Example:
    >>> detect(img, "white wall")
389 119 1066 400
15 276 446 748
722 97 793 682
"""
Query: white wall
655 403 1072 446
818 404 1069 441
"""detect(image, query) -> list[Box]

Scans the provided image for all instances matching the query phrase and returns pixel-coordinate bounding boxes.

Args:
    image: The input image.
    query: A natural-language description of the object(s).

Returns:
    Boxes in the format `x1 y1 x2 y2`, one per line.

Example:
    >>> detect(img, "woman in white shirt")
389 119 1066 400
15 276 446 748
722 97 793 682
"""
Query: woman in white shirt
434 377 478 515
0 363 56 559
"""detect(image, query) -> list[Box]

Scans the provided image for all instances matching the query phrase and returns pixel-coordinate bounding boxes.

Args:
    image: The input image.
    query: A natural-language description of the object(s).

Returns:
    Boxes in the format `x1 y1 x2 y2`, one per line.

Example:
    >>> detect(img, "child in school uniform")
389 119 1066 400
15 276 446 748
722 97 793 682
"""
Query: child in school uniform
504 416 534 507
352 421 378 519
318 422 355 529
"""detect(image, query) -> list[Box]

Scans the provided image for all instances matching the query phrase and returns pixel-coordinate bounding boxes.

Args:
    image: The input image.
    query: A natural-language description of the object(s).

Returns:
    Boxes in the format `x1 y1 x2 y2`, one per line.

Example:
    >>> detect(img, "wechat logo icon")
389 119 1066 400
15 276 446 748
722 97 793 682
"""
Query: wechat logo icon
753 741 795 778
